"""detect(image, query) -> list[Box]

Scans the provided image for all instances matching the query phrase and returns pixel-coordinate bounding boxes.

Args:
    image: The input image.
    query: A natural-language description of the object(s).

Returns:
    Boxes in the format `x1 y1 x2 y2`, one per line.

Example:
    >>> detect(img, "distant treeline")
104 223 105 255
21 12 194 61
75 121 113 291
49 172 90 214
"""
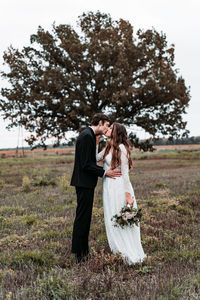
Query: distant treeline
153 136 200 145
1 136 200 151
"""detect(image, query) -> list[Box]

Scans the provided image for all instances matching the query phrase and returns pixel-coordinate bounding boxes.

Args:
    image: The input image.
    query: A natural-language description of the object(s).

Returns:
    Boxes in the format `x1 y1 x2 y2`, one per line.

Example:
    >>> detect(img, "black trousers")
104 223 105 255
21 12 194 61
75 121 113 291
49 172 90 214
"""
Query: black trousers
71 186 95 257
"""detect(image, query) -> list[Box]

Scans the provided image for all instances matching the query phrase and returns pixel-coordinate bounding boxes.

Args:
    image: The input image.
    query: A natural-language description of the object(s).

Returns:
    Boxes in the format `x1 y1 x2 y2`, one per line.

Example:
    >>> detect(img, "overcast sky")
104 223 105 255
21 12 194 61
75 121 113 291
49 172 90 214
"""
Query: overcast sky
0 0 199 149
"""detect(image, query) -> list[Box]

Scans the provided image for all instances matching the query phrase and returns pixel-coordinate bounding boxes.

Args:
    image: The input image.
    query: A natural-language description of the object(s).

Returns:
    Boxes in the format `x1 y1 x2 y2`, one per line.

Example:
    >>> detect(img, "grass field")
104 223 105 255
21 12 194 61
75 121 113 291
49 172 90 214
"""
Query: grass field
0 147 199 299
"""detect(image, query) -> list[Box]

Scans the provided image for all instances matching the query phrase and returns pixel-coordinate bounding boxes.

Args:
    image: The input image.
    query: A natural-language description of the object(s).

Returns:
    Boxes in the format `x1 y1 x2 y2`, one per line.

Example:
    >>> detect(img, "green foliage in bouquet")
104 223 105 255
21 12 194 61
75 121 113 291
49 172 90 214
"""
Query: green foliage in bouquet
111 206 143 228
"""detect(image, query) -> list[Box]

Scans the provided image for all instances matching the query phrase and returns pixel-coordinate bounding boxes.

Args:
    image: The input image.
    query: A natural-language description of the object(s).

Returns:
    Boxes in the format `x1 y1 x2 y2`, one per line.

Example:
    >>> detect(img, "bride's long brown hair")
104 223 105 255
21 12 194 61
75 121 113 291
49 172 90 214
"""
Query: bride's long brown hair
103 123 133 170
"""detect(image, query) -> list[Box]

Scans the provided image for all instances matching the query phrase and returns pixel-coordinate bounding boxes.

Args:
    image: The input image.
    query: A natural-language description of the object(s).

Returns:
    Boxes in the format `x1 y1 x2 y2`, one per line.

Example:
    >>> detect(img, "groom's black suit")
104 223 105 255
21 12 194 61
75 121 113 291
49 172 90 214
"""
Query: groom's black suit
70 127 105 260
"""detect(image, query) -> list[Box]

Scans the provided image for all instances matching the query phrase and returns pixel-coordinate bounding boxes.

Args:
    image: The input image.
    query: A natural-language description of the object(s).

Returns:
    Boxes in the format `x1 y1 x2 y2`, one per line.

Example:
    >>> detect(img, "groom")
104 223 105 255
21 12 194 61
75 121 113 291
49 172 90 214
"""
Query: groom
70 113 121 263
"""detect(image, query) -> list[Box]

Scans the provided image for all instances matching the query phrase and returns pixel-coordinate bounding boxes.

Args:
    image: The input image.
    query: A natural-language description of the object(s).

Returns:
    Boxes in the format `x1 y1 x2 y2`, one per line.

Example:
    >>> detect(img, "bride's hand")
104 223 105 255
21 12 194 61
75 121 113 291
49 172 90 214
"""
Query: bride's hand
126 193 134 206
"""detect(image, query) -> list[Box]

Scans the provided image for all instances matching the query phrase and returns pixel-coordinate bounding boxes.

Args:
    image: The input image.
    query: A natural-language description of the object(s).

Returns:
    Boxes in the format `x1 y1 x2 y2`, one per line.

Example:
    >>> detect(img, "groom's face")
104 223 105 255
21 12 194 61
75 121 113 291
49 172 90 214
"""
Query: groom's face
97 120 110 135
105 124 113 138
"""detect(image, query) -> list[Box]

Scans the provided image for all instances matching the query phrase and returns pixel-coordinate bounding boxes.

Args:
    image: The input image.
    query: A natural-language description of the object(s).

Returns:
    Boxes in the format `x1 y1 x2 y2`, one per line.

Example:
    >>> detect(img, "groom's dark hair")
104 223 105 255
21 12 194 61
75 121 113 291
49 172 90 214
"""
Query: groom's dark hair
91 113 110 126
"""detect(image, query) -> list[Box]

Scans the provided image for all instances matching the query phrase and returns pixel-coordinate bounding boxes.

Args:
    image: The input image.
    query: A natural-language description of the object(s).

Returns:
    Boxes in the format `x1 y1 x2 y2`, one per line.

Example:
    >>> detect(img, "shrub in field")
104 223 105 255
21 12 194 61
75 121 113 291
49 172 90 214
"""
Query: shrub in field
33 176 57 187
154 182 169 188
40 230 61 241
0 178 6 188
22 215 38 226
58 174 69 192
21 176 32 192
28 270 72 299
0 206 26 216
92 207 104 218
0 250 58 268
163 248 200 261
143 235 160 252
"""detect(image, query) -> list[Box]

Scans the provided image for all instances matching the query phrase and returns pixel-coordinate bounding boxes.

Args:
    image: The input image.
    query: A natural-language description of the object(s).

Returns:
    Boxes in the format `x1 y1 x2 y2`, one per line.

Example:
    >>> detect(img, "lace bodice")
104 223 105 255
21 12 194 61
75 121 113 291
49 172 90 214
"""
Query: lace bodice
96 144 133 196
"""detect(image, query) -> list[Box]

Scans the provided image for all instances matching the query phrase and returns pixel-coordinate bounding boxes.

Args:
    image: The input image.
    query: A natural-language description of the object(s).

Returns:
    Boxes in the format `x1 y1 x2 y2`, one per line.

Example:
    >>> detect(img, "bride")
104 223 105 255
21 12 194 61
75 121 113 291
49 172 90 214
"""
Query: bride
96 123 147 264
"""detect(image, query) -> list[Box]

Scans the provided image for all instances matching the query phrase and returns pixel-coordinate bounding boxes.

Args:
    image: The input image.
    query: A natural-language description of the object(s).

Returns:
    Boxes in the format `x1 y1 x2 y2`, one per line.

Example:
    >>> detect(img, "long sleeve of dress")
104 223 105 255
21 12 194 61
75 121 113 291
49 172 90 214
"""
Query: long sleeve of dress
96 146 106 162
119 144 135 198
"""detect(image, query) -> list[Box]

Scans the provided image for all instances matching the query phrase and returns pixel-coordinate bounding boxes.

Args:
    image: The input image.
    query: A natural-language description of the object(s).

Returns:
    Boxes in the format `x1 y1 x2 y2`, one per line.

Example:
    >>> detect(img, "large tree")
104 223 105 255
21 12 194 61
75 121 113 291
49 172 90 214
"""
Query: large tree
0 11 190 148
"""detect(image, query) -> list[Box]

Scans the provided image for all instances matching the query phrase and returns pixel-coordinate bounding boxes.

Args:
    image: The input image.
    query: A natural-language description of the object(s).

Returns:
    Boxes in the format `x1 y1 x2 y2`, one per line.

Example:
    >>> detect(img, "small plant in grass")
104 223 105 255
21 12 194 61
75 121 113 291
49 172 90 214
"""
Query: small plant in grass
0 269 3 283
58 174 69 192
89 249 125 271
0 178 5 188
21 175 32 192
0 250 58 268
33 176 56 187
0 206 26 216
30 271 72 299
154 182 169 188
134 265 153 275
22 215 38 226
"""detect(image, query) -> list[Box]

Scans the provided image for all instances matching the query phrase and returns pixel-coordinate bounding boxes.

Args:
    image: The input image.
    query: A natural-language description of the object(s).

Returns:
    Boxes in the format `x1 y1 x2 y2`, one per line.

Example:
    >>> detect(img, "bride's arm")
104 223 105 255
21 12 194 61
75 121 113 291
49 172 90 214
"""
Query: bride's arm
96 135 105 162
96 146 105 162
120 144 135 205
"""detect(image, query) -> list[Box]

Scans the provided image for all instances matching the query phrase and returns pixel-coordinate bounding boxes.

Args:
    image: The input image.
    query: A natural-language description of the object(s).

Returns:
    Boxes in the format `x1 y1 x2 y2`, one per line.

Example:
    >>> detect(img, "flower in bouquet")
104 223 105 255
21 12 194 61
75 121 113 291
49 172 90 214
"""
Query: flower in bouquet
111 205 142 228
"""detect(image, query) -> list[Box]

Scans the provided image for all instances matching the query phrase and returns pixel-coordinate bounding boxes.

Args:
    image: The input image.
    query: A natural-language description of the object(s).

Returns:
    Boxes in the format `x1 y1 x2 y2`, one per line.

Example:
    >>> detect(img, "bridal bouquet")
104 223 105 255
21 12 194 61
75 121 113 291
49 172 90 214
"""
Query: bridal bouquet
111 205 142 228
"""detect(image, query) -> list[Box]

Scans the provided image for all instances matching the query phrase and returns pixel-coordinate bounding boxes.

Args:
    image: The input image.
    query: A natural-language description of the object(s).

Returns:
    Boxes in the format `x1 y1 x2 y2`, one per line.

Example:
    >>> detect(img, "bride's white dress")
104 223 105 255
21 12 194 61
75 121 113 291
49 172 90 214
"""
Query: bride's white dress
97 144 146 264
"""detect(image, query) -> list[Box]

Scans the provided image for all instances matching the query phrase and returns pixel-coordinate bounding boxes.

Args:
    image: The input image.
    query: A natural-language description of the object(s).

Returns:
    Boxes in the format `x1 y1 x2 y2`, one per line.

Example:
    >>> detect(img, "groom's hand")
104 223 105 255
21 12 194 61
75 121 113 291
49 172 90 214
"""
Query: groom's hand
105 169 121 179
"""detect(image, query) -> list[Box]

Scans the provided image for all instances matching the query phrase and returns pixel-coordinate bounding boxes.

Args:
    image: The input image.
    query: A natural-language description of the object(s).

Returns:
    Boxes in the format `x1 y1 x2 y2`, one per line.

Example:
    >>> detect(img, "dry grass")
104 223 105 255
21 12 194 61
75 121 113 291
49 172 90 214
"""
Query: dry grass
0 148 199 299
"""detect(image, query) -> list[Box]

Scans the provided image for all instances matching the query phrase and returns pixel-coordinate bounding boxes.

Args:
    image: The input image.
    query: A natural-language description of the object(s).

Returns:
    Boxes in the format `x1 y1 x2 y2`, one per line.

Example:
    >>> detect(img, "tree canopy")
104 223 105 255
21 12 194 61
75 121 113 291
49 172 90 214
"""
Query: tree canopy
0 11 190 148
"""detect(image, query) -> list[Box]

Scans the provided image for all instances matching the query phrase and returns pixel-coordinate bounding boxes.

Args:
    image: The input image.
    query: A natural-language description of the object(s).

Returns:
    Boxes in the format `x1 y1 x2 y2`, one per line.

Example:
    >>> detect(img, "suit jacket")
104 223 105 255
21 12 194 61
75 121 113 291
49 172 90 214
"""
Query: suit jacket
70 127 105 188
